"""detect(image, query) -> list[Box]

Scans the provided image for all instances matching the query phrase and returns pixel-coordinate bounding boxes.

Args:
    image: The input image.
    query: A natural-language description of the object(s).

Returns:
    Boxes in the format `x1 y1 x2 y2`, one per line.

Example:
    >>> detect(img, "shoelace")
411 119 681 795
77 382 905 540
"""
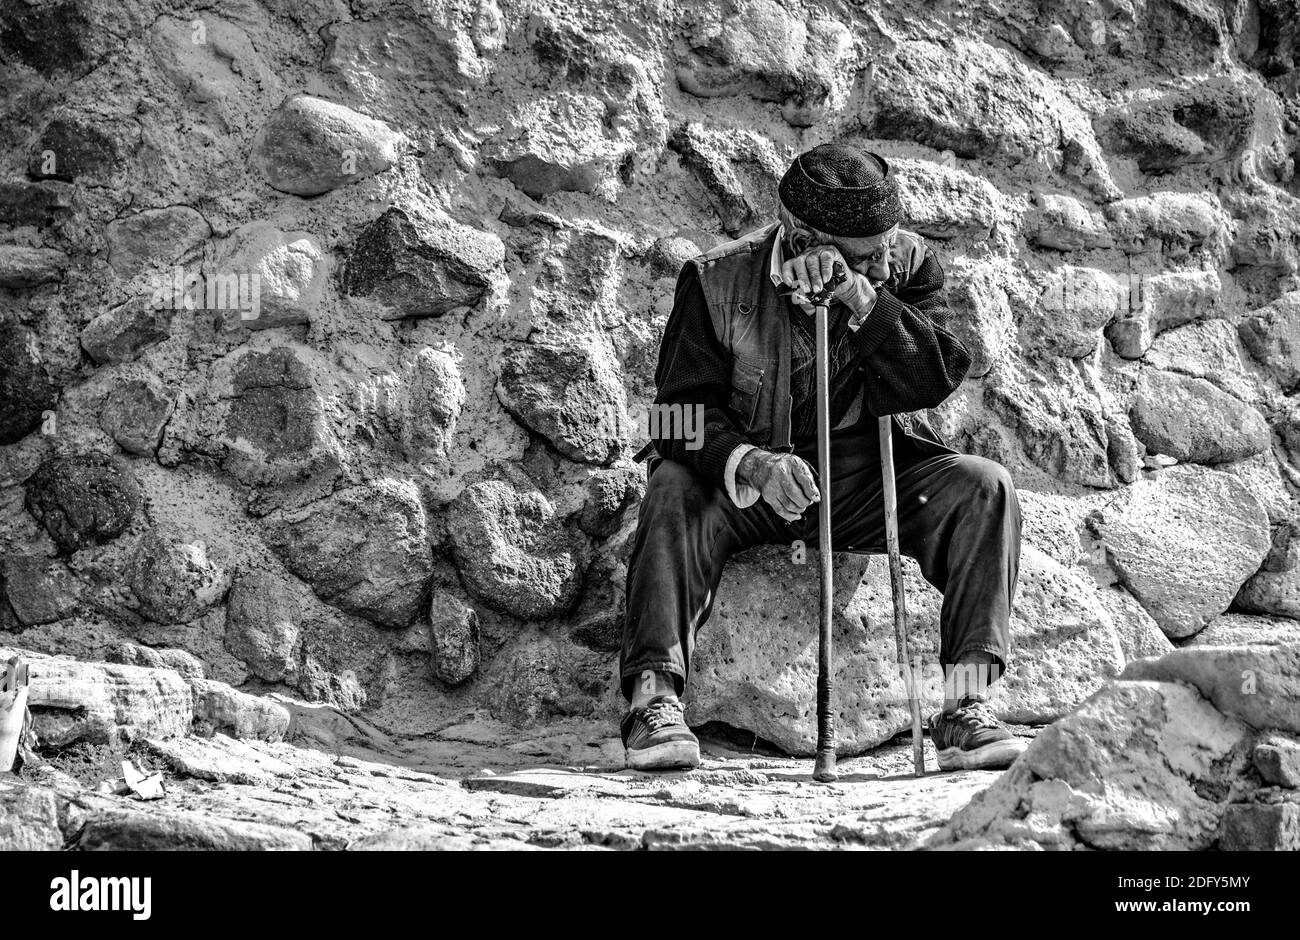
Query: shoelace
951 699 1000 731
642 698 686 732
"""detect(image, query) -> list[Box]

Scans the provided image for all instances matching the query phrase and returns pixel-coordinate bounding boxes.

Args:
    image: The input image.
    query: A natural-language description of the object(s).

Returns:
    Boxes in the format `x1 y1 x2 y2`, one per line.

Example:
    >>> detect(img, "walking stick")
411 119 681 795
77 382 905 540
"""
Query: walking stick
808 266 846 784
879 416 926 777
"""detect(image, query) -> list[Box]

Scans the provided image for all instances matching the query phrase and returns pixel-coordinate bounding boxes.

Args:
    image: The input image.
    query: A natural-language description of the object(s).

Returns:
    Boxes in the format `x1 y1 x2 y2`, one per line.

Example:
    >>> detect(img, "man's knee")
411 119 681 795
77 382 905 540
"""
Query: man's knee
954 455 1017 506
639 459 717 523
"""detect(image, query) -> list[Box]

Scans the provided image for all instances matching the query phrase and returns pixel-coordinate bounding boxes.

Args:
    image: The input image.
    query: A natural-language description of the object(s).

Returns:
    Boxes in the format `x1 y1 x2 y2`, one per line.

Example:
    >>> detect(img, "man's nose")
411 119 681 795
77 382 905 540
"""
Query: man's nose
866 259 890 283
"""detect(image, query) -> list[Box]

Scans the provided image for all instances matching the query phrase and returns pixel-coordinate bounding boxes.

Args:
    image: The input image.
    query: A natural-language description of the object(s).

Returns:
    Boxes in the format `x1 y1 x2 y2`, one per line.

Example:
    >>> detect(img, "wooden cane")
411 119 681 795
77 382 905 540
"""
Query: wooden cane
879 416 925 777
808 266 847 784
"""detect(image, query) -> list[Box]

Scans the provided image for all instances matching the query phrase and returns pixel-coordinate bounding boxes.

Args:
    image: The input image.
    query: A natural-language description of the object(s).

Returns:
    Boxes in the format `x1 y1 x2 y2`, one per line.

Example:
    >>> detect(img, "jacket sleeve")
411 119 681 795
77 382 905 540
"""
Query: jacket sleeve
650 264 755 487
848 247 972 415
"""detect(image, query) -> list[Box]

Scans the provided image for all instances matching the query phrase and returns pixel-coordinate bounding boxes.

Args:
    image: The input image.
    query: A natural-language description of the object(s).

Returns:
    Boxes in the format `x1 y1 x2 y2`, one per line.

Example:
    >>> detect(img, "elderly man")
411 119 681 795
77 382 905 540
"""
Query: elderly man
621 143 1025 772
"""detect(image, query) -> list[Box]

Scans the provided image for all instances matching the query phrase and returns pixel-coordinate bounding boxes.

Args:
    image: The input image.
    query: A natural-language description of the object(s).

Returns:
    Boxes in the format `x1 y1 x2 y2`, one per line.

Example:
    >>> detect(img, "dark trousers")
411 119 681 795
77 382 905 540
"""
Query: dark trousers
619 419 1022 700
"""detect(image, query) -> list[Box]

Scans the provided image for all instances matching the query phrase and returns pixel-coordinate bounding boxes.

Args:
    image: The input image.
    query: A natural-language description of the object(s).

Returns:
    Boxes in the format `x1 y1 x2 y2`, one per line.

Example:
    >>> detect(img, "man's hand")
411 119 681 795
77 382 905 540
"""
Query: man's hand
737 448 819 522
782 245 877 319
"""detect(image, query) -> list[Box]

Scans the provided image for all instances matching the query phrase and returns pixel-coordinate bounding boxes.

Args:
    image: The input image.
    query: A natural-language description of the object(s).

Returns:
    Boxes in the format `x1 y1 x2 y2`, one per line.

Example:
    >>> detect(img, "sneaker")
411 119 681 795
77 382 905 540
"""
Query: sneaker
620 696 700 771
929 696 1027 771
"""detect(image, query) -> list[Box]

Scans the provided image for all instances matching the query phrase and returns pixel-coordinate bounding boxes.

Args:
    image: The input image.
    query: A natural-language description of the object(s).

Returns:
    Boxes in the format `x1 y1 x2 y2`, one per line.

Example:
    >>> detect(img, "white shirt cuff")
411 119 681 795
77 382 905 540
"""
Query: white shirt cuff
724 443 761 509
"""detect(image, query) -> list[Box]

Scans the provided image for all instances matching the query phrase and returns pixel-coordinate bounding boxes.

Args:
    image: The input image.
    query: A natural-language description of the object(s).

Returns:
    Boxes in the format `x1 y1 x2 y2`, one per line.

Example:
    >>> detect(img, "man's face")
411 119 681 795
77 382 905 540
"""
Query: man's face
827 227 897 285
788 224 898 285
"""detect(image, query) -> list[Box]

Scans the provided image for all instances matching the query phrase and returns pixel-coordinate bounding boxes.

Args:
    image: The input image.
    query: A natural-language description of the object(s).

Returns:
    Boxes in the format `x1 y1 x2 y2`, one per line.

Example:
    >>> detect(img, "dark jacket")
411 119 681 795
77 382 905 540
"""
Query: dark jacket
643 223 971 487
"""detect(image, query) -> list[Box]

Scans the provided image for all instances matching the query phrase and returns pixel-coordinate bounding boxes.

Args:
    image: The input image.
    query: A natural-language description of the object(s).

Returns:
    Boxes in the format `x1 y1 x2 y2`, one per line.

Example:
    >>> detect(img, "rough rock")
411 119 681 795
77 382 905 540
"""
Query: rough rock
224 570 300 681
1238 292 1300 392
342 206 504 317
1024 193 1113 251
13 654 193 746
1122 644 1300 733
0 555 80 627
1128 369 1270 464
983 358 1112 488
1218 803 1300 850
932 677 1252 850
104 642 205 679
892 159 1005 241
1085 465 1271 638
1146 317 1267 406
1254 737 1300 788
446 476 588 620
26 117 122 184
24 453 141 555
428 590 480 685
251 94 407 196
668 122 784 236
687 540 1123 755
0 245 69 287
0 316 58 445
0 785 64 851
1022 266 1120 359
80 302 171 365
485 93 634 197
1189 612 1300 647
861 38 1117 198
214 222 326 329
1106 269 1222 358
496 338 628 465
360 346 466 464
189 678 291 741
78 806 311 851
104 206 211 277
128 527 231 625
578 468 644 538
98 374 174 455
263 480 433 628
1103 192 1231 256
675 0 853 127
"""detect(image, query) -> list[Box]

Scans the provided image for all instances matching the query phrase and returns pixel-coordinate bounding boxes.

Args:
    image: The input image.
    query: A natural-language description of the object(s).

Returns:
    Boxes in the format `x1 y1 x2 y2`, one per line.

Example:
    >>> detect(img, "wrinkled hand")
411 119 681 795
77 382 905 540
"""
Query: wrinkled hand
738 448 819 522
782 245 877 318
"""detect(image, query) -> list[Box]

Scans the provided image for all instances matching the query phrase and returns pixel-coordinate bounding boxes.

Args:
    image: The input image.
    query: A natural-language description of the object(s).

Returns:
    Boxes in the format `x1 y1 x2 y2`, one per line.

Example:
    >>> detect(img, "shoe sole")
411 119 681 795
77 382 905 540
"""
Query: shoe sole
625 739 701 771
936 738 1026 771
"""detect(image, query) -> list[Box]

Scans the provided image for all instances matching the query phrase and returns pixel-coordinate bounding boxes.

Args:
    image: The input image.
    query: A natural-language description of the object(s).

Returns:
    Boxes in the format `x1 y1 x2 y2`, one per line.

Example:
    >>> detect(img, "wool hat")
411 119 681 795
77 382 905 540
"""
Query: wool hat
777 143 903 237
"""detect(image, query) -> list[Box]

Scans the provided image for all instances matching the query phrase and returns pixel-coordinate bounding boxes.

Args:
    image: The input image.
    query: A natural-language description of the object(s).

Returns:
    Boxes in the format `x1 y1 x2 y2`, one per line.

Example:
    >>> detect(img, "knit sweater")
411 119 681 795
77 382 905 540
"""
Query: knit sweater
650 244 971 488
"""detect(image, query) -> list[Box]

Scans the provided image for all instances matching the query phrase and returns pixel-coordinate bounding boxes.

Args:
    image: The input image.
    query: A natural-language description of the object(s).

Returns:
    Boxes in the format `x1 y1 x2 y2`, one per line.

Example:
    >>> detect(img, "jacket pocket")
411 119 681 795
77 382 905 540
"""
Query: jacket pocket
727 357 766 428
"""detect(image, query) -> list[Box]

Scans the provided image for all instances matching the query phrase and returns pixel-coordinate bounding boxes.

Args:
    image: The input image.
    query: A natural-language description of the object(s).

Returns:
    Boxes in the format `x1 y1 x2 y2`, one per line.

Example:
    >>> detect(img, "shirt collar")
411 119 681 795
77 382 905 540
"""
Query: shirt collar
769 224 786 287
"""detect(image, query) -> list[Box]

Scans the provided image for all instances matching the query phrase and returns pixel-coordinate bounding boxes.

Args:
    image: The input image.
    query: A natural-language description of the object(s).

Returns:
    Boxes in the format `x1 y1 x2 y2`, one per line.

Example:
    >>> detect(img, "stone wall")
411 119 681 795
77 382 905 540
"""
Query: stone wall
2 0 1299 753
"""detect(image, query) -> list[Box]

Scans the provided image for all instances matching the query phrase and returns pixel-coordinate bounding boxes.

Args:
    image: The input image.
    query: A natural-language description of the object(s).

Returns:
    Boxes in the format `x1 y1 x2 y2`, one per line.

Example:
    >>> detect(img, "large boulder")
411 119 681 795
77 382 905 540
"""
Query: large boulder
250 94 407 196
262 479 433 628
1084 465 1271 638
0 316 58 445
80 302 171 365
1103 192 1231 256
445 476 588 620
932 677 1253 850
358 346 465 464
342 206 504 318
667 122 785 237
1128 369 1270 464
1020 266 1121 359
26 117 122 185
1024 193 1114 251
496 338 628 465
687 539 1126 755
24 453 141 554
892 159 1006 241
